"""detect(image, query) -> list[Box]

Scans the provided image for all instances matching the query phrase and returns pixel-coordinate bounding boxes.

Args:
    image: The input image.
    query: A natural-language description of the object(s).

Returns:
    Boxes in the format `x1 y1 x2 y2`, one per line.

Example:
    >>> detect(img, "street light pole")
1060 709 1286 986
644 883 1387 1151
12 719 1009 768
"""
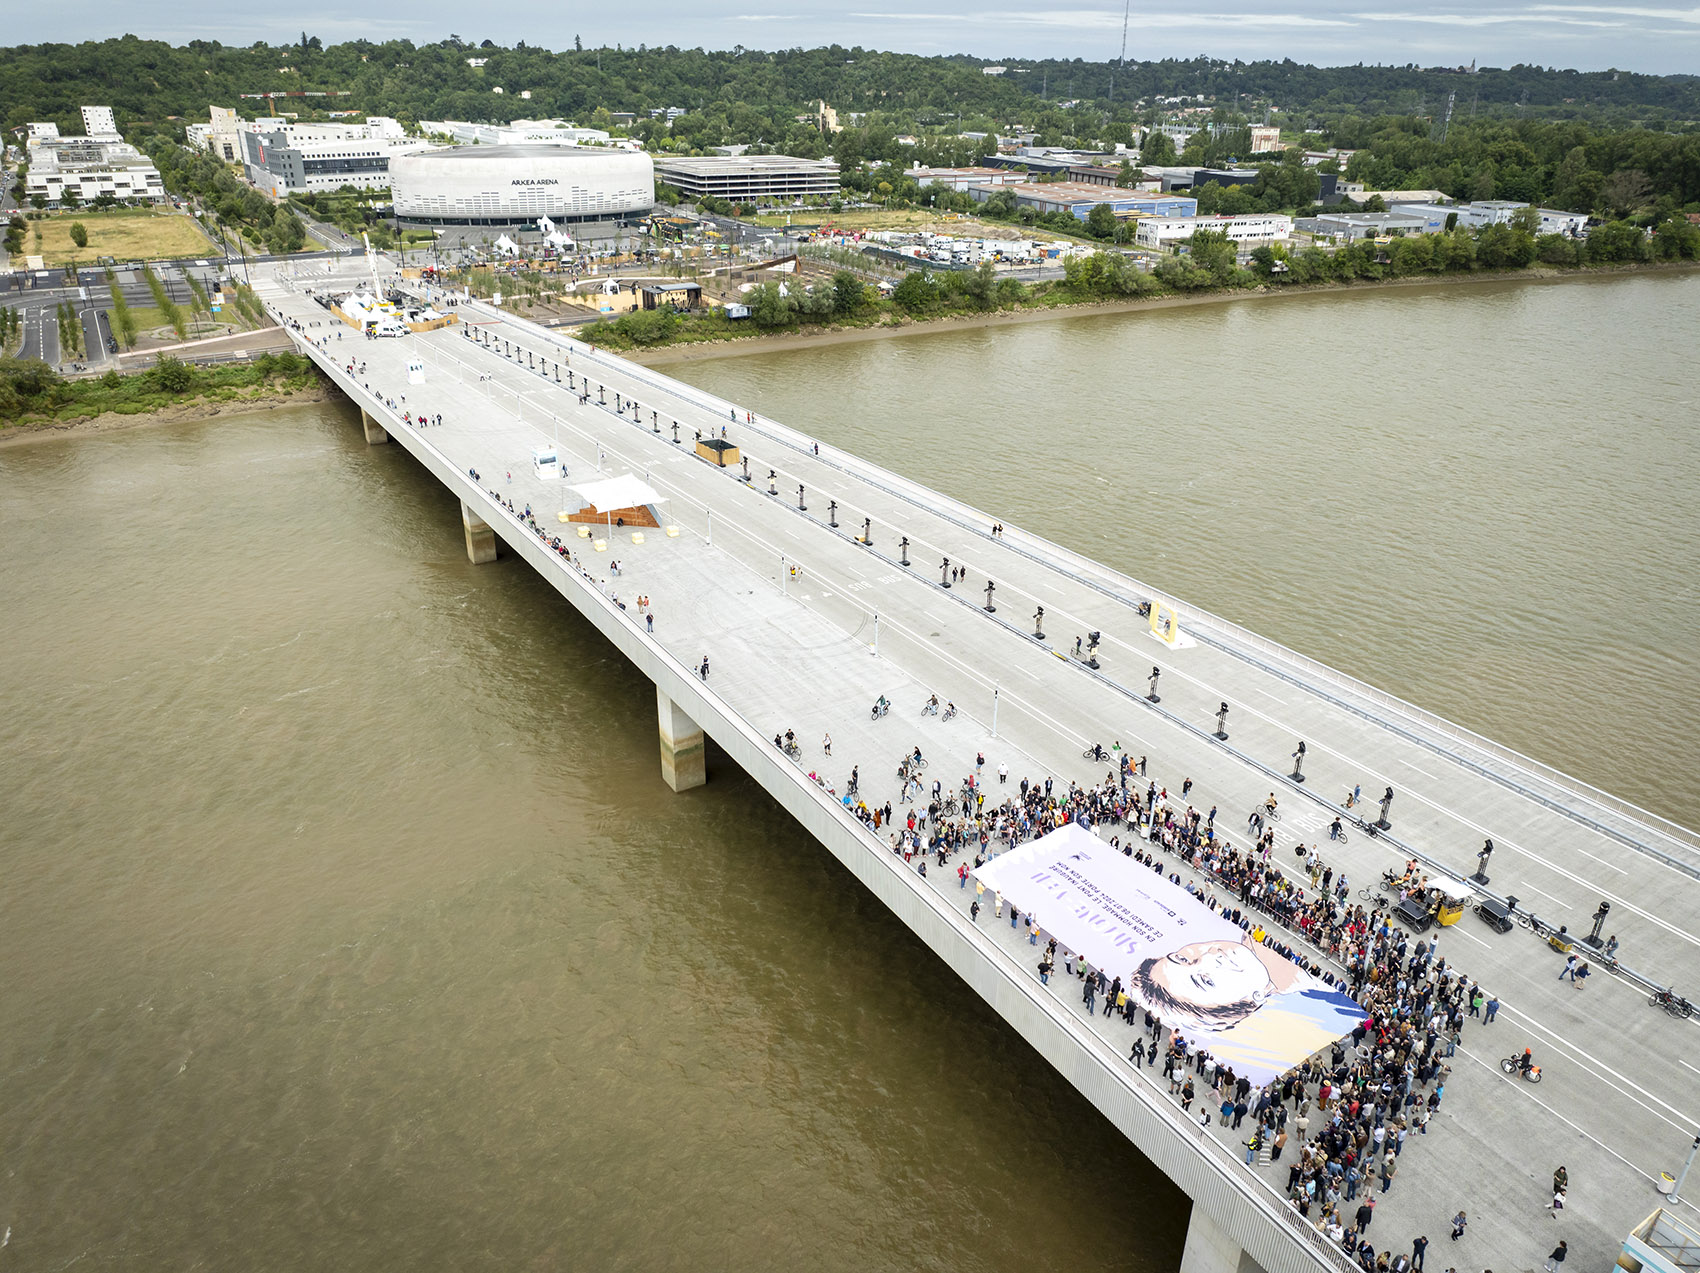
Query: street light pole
1671 1133 1700 1205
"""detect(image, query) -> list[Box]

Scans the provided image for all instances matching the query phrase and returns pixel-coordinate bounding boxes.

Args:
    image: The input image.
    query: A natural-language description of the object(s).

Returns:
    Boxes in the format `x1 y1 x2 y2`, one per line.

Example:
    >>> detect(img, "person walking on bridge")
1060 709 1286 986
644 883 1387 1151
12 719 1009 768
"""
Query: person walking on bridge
1544 1241 1567 1272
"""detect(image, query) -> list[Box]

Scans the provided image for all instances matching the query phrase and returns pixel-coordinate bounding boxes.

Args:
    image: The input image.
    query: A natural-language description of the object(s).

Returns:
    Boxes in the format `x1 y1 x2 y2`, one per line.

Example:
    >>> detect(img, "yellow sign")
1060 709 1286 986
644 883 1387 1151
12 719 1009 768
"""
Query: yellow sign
1150 602 1180 646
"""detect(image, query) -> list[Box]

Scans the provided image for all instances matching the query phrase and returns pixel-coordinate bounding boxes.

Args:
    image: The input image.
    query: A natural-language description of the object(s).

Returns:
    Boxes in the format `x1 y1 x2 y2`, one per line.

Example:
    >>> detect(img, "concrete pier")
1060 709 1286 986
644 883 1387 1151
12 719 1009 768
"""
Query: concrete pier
461 501 497 565
360 407 388 445
657 688 706 792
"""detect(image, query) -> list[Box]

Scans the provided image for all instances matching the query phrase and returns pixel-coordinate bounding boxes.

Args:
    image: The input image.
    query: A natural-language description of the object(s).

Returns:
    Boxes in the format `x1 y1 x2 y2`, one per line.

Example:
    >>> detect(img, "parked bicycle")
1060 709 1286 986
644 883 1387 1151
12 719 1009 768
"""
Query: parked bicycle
1650 988 1695 1019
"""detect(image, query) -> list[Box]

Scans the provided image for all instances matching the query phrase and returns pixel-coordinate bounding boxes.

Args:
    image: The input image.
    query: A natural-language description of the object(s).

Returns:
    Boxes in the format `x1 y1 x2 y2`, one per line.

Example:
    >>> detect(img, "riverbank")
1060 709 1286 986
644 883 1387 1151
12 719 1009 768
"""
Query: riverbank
0 357 334 447
624 259 1700 367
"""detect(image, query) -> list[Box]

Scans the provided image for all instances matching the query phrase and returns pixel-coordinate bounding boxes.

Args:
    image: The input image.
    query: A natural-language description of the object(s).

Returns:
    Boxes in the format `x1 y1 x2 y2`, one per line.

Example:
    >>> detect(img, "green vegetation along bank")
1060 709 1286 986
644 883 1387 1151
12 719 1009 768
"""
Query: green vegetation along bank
581 215 1700 354
0 352 326 433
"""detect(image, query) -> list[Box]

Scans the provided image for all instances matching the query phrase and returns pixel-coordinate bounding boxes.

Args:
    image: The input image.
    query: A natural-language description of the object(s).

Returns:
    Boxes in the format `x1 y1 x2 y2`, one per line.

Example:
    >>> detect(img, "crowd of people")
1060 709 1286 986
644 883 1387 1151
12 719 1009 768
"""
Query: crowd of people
798 733 1497 1271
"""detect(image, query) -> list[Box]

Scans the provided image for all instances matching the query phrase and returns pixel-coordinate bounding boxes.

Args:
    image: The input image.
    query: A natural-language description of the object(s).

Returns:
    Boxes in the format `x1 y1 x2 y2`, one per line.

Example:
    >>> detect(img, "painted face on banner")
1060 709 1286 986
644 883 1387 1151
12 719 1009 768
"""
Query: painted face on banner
1147 938 1272 1011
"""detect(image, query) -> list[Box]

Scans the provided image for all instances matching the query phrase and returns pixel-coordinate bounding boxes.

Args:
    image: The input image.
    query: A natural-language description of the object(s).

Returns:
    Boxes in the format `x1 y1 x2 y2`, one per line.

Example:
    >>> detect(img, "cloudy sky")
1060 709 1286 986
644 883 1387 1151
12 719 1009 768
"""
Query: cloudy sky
19 2 1694 75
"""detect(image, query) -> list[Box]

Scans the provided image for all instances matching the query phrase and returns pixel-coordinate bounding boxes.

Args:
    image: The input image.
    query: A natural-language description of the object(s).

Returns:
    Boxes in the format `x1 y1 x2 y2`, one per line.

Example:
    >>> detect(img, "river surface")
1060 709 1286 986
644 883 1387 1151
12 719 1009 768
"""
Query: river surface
1 271 1695 1271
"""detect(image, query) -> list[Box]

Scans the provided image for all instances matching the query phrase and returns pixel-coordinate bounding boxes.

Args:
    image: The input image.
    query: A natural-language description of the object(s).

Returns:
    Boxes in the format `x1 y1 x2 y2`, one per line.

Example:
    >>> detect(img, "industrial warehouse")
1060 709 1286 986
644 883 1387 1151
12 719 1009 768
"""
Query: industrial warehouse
388 145 655 227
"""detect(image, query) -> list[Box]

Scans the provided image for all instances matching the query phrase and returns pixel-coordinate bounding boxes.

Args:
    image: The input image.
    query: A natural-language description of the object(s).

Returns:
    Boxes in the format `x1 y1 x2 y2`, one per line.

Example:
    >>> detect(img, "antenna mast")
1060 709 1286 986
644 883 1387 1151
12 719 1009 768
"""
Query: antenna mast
1108 0 1132 105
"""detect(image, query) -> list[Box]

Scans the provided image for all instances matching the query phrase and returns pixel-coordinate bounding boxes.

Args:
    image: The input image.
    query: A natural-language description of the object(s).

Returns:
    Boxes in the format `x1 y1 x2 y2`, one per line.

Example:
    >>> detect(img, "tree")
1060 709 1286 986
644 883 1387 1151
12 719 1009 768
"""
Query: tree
748 280 797 329
890 270 939 314
1084 203 1118 239
831 269 866 316
1115 158 1136 188
1600 169 1652 218
60 186 80 210
69 221 88 248
149 354 194 393
1141 130 1177 166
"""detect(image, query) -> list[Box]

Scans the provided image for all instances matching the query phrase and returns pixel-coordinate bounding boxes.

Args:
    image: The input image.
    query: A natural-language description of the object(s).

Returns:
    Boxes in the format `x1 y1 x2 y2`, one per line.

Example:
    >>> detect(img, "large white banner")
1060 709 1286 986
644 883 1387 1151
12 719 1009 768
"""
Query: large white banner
974 823 1363 1084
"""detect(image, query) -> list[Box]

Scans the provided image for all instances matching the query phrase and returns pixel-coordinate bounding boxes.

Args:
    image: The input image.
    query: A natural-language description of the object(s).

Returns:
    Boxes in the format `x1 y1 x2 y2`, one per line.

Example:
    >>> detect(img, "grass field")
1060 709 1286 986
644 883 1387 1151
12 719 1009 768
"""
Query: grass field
32 209 213 265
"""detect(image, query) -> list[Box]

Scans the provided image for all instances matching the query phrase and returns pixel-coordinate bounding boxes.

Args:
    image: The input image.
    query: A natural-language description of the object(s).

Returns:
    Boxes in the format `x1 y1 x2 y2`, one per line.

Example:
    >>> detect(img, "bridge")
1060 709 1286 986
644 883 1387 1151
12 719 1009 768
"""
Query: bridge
262 257 1700 1273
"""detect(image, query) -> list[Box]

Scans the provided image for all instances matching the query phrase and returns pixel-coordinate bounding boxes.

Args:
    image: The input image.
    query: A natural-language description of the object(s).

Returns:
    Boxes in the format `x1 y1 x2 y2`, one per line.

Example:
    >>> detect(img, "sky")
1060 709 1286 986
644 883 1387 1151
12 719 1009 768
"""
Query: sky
15 1 1694 76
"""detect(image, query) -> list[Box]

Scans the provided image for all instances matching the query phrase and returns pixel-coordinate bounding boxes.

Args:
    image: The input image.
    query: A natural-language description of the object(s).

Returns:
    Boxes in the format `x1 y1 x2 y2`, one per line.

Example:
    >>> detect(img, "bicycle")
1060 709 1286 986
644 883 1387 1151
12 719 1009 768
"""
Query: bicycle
781 741 802 760
1649 988 1694 1018
1083 745 1109 762
941 704 957 722
1330 826 1350 845
921 702 939 717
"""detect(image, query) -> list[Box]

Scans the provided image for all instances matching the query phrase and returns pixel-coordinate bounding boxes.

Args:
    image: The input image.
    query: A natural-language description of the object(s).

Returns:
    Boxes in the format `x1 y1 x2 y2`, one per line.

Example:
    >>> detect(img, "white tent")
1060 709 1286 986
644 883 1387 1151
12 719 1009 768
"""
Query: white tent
493 234 521 256
566 474 666 523
974 823 1363 1083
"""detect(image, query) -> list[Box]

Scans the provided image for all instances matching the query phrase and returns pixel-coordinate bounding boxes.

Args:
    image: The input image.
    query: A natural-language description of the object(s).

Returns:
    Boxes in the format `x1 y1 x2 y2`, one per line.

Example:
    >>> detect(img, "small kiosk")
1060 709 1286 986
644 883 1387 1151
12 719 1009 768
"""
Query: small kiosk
695 437 741 468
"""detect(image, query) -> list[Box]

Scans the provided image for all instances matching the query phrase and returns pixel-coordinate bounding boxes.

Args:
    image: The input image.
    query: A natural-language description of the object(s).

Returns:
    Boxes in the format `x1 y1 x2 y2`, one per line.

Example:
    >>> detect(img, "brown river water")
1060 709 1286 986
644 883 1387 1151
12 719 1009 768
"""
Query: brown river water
1 270 1694 1271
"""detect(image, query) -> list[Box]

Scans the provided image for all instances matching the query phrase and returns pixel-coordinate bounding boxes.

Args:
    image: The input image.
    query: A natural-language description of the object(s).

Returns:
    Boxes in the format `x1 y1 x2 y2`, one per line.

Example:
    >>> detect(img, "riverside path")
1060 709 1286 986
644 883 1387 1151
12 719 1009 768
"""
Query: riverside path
261 256 1700 1273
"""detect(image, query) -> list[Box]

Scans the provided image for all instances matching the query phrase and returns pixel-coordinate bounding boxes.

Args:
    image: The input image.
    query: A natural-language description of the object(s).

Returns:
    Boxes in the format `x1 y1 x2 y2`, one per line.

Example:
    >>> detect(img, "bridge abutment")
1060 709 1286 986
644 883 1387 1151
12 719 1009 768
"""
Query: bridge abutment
359 407 389 445
462 502 497 565
1181 1203 1265 1273
657 687 706 792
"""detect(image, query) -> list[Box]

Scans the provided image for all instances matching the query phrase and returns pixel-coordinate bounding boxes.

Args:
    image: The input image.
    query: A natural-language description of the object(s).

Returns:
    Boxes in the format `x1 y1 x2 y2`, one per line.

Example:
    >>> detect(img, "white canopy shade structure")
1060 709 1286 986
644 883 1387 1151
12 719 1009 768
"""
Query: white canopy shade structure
565 474 667 529
493 234 521 256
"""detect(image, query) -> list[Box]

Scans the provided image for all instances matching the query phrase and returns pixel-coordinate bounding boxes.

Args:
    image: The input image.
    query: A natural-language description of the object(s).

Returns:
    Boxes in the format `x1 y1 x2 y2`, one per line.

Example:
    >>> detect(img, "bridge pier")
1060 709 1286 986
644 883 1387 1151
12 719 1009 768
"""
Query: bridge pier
360 407 388 445
657 687 706 792
1180 1203 1264 1273
462 501 497 565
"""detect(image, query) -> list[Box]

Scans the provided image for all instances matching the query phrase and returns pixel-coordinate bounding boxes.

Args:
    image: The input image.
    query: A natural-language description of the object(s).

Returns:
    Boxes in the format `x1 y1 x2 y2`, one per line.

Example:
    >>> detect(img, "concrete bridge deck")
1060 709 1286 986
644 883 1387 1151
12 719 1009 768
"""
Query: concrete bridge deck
263 261 1700 1273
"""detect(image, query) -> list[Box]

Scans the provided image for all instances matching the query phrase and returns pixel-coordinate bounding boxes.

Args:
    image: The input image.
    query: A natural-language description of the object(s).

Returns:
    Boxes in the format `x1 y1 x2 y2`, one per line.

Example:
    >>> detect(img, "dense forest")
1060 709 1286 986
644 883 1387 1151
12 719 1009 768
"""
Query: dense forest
3 36 1698 144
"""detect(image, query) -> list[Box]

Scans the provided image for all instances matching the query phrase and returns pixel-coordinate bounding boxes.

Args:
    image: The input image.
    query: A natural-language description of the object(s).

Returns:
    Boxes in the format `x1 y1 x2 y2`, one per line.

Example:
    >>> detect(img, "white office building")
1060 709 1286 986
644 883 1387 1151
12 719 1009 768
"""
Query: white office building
23 108 164 205
1134 213 1293 249
81 106 119 138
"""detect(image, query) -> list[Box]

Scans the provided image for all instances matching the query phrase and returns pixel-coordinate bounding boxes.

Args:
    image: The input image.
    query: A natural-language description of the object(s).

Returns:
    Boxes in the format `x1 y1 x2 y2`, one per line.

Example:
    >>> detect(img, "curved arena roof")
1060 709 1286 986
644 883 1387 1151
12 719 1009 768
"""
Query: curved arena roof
390 145 654 224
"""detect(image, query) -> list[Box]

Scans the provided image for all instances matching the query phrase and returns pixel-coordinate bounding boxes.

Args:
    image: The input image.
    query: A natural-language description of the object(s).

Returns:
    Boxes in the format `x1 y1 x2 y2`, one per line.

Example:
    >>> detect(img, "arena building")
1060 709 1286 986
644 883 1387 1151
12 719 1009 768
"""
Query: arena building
389 146 655 227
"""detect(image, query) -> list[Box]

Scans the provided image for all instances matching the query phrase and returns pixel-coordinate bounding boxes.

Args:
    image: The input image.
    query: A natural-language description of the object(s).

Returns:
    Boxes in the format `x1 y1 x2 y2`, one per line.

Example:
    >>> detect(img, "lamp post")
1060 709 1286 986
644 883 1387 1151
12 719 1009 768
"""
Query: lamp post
797 483 807 511
1033 606 1045 640
740 456 750 483
1215 702 1229 740
1085 630 1100 670
828 499 838 528
1377 787 1394 830
1147 666 1160 702
860 516 871 546
1670 1133 1700 1205
984 580 996 613
1471 840 1493 885
1585 901 1611 947
671 423 680 444
1291 741 1307 783
899 535 909 566
940 557 951 588
768 469 778 496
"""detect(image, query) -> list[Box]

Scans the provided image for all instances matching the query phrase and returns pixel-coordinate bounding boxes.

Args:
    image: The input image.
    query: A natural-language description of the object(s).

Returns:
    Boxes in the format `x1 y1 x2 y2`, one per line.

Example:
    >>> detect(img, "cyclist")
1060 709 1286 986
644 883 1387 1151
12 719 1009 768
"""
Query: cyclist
784 729 796 753
1517 1048 1536 1076
911 745 924 767
1264 793 1279 815
872 694 890 717
942 701 957 721
1329 816 1343 841
924 694 940 716
1087 742 1106 762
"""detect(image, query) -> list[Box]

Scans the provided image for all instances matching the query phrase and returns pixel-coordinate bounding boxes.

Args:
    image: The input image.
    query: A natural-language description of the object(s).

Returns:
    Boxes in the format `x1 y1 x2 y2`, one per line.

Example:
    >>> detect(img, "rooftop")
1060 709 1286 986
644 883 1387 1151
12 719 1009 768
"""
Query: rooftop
655 154 839 174
409 144 636 162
